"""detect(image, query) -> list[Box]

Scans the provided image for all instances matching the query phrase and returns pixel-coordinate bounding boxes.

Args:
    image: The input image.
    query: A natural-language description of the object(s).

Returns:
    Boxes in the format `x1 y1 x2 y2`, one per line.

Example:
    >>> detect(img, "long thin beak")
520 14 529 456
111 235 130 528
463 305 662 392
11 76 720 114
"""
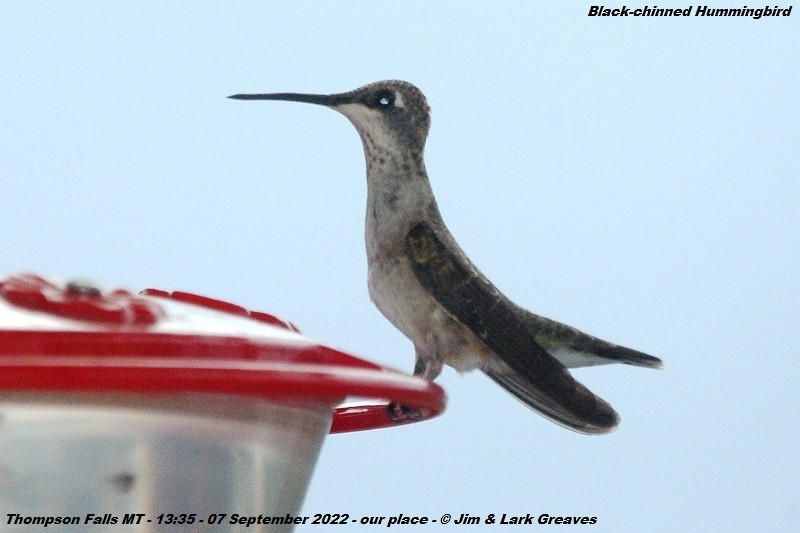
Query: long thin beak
228 92 348 107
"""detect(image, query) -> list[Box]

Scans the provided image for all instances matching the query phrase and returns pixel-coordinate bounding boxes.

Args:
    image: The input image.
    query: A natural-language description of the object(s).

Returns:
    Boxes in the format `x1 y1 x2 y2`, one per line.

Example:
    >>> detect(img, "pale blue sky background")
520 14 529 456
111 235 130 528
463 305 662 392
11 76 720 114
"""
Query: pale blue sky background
2 3 798 531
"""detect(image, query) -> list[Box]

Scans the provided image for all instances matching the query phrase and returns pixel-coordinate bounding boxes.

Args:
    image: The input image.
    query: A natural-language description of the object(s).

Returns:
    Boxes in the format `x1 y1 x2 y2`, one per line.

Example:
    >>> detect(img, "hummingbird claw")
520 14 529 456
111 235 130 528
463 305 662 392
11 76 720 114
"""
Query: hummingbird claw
387 402 425 423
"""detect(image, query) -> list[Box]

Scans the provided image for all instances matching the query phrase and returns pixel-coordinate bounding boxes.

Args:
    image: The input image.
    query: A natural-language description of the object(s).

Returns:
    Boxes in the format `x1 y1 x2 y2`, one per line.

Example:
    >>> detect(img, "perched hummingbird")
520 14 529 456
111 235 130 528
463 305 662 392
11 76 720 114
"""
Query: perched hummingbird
230 80 662 434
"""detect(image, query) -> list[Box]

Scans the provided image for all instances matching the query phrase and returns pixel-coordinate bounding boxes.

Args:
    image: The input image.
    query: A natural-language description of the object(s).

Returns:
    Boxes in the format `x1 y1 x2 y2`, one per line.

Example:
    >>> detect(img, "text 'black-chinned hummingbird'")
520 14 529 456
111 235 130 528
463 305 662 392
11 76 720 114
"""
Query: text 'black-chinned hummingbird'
229 80 662 434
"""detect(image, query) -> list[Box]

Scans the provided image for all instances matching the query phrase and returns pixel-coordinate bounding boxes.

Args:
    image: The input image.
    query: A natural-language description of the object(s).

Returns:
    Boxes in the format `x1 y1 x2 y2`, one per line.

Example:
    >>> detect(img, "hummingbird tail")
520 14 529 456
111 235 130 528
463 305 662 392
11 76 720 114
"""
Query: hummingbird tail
594 345 663 369
511 305 663 370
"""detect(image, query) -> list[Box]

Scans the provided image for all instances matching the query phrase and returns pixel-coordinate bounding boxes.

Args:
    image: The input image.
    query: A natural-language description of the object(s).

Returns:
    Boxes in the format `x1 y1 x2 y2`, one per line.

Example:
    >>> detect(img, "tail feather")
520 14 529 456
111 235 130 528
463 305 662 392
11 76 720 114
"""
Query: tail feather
594 345 663 369
512 304 663 370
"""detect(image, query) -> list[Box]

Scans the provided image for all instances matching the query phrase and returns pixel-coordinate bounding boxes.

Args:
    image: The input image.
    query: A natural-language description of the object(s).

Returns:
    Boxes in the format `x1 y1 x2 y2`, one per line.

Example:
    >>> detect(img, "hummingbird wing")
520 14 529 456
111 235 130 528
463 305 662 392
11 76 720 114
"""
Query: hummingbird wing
405 221 619 434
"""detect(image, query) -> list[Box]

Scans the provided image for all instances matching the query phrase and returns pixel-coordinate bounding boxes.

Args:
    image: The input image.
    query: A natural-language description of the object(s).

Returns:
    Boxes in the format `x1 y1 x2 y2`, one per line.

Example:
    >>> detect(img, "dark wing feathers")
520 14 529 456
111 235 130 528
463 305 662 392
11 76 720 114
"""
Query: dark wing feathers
482 364 618 434
405 222 619 434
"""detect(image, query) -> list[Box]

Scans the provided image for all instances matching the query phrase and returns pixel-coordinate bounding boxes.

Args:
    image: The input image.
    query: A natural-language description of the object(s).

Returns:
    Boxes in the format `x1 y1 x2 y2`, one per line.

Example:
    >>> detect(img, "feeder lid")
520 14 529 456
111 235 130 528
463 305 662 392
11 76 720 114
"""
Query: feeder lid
0 274 445 433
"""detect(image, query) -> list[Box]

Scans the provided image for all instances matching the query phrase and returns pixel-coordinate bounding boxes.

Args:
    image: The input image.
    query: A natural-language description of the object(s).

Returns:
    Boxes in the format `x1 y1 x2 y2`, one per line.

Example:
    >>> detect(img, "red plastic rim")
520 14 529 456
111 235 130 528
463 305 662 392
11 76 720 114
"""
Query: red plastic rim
0 331 445 433
0 274 446 433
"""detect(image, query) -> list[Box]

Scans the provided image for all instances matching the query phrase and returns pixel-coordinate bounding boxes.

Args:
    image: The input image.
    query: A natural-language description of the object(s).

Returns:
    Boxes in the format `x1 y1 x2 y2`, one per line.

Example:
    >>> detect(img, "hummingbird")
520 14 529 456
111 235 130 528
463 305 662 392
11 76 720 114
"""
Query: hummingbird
229 80 662 434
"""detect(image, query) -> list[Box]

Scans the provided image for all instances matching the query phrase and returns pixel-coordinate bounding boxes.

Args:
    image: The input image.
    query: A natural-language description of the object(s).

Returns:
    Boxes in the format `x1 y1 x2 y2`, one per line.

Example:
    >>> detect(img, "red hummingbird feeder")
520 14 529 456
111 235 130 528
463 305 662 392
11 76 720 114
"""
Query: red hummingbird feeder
0 273 445 529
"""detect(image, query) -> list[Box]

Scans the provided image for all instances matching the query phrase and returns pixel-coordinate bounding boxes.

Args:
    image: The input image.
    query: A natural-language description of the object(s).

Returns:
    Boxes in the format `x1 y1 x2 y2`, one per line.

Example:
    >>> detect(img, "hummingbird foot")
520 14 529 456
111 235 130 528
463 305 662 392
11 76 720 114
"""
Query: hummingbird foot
412 347 444 380
387 402 425 422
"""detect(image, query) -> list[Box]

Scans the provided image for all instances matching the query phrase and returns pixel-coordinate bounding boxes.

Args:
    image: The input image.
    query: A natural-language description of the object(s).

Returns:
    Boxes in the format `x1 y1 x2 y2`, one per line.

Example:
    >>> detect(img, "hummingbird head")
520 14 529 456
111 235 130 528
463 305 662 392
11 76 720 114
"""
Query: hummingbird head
230 80 431 154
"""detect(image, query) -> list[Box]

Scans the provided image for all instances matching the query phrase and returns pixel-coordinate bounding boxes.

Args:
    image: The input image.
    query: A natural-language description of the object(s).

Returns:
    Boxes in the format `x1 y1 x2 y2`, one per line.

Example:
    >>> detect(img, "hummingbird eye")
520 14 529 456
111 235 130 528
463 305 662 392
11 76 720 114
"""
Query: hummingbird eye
373 89 395 109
